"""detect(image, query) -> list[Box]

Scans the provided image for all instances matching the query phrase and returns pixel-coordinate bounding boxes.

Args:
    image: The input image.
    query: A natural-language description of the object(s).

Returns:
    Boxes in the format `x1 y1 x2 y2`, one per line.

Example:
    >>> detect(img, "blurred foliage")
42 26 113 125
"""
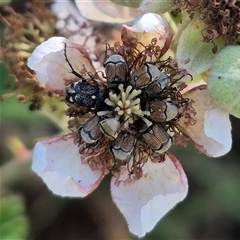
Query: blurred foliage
0 195 29 240
0 0 11 5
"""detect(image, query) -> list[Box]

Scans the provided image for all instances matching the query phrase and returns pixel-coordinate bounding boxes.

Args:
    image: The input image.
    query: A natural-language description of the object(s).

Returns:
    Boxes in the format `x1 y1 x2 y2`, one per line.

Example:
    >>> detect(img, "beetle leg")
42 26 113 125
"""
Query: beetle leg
63 42 87 81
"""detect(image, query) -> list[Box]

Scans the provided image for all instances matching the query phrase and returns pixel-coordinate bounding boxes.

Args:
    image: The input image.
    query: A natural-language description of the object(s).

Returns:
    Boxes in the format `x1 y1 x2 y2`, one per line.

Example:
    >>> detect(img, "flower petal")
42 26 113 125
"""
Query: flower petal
179 85 232 157
27 37 95 92
27 37 66 90
75 0 140 23
122 13 172 59
32 134 104 197
110 153 188 237
204 103 232 156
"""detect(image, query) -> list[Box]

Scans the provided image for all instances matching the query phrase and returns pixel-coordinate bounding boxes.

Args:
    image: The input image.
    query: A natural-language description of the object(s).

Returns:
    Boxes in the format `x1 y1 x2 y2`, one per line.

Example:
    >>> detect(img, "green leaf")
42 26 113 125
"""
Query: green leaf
0 0 11 5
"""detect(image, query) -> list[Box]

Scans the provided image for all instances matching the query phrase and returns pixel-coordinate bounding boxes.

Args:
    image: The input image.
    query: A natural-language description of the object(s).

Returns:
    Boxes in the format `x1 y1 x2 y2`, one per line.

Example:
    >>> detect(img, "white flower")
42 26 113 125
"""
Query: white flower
27 13 232 237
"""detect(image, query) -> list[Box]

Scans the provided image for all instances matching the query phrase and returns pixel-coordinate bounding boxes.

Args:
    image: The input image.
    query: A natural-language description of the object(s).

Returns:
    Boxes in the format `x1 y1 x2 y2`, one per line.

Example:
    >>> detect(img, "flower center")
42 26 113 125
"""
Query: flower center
104 84 150 127
64 43 192 176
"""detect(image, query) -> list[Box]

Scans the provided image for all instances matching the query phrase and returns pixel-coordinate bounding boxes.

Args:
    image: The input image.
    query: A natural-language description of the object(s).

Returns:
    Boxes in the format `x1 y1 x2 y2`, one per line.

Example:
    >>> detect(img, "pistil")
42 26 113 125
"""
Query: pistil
104 84 150 127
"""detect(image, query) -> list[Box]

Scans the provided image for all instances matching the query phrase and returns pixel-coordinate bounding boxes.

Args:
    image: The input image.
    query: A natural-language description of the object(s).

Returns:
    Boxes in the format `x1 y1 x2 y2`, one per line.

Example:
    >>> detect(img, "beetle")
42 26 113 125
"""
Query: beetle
144 72 170 97
79 115 103 144
111 131 136 161
149 99 178 123
64 43 109 111
65 81 109 111
142 124 172 154
131 63 162 89
103 54 128 86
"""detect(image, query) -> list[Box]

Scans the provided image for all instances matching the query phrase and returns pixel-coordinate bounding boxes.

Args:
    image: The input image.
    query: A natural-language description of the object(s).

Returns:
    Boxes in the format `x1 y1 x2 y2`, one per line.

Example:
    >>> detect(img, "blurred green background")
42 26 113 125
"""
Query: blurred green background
1 61 240 239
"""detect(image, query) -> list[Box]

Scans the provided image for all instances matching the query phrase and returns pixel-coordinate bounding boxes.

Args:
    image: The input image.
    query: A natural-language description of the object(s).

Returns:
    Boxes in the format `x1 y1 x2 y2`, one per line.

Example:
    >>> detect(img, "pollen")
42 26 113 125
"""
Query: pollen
105 84 150 126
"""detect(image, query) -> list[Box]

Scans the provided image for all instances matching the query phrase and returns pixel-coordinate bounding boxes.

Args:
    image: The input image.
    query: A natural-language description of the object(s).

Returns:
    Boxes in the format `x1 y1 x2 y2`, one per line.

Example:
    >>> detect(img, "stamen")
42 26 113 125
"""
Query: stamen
105 99 115 106
131 106 140 112
127 89 141 100
97 110 111 116
110 92 119 102
126 109 131 115
129 98 140 107
121 92 127 103
124 100 131 108
117 101 123 108
125 85 133 97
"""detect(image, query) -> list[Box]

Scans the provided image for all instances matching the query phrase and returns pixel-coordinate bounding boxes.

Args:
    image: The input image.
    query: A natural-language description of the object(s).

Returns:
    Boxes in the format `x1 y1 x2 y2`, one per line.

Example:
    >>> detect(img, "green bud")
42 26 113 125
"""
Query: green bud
208 46 240 118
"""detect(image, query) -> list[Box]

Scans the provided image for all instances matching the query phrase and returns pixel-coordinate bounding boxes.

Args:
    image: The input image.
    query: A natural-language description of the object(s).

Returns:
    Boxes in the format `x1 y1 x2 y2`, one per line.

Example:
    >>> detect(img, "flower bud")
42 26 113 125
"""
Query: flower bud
207 46 240 118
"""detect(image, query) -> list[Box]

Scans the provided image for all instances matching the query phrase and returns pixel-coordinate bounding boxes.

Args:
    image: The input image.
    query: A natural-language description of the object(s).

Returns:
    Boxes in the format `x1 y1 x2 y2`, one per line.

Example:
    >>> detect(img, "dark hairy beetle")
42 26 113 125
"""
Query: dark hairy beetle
65 82 108 111
64 43 109 111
